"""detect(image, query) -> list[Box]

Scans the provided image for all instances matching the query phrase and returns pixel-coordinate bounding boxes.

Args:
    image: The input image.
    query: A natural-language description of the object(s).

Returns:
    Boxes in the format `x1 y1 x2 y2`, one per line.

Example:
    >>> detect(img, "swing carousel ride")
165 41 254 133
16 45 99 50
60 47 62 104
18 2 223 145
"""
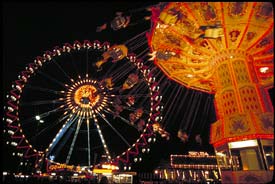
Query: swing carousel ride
147 2 273 183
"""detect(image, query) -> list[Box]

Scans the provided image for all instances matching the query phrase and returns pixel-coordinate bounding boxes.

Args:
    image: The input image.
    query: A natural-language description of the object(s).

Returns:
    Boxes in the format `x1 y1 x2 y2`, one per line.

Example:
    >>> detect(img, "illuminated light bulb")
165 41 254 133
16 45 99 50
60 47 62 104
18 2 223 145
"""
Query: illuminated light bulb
259 67 269 73
35 115 41 120
11 142 18 146
16 85 22 92
10 95 17 101
8 107 14 112
142 148 146 153
8 130 14 135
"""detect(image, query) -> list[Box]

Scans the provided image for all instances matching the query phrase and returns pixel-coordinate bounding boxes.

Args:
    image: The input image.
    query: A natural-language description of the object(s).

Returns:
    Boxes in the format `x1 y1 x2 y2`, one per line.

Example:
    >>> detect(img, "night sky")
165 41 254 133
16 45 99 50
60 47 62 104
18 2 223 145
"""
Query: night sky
2 2 218 173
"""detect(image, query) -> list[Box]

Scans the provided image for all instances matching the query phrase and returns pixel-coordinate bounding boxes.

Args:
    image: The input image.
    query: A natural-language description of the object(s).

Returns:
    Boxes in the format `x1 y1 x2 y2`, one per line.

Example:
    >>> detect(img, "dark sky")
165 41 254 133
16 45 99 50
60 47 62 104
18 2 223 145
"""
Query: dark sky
3 1 154 91
2 1 217 173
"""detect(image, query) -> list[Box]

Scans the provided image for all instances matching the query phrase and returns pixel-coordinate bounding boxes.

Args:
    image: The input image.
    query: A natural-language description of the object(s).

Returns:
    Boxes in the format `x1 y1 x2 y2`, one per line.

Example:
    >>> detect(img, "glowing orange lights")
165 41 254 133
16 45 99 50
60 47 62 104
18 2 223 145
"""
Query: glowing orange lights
74 85 99 108
65 78 106 118
93 168 113 174
148 2 274 150
48 163 74 171
148 2 273 93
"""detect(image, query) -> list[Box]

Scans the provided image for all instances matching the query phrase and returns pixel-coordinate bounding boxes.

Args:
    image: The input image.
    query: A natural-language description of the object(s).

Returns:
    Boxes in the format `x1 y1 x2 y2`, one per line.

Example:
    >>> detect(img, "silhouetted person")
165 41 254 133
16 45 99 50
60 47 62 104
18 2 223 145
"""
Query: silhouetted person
99 176 109 184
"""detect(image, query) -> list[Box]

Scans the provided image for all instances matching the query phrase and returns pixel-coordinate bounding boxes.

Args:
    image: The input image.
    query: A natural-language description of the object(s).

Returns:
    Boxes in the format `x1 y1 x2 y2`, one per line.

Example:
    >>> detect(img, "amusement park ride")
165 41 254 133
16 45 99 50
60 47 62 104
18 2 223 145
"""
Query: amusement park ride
3 2 273 184
148 2 273 183
4 40 165 175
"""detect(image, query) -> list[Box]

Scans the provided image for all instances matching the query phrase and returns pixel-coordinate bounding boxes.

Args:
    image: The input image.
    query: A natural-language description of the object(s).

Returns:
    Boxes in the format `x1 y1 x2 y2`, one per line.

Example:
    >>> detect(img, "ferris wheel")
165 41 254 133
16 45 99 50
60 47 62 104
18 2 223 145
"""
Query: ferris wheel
4 40 163 172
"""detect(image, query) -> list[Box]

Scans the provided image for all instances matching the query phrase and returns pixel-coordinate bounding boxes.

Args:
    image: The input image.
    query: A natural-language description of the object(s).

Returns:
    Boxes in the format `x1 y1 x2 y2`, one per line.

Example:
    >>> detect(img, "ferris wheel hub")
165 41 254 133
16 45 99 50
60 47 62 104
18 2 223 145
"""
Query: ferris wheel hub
66 78 105 118
74 84 100 108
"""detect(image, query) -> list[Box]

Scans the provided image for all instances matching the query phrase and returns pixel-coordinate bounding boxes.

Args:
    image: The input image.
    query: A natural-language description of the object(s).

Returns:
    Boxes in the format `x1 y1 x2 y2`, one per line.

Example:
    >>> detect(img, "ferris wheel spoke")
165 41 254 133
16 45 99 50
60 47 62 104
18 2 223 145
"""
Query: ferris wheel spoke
66 117 83 164
20 98 65 106
52 58 73 81
85 49 89 75
46 113 79 158
25 84 65 95
30 112 72 141
51 117 79 161
37 70 67 88
68 52 80 77
94 120 111 161
97 112 131 148
20 105 66 125
86 118 91 166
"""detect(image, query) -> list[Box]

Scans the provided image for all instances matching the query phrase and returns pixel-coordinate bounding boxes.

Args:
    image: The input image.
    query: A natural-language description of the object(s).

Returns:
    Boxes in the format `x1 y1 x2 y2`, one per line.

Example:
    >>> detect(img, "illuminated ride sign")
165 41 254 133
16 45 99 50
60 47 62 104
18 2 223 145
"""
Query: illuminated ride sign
47 161 119 173
48 164 74 171
47 162 81 172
